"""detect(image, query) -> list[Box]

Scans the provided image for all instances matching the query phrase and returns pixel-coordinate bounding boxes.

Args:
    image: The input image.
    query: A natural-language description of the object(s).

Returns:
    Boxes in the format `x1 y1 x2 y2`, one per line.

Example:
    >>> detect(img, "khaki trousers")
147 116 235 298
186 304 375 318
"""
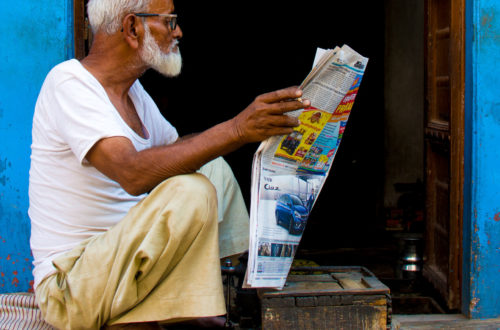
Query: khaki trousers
36 158 249 329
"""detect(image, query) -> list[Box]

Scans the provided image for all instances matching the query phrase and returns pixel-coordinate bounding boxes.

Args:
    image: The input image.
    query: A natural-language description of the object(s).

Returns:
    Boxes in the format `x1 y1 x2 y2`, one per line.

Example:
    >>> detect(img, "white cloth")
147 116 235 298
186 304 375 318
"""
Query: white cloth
29 59 179 289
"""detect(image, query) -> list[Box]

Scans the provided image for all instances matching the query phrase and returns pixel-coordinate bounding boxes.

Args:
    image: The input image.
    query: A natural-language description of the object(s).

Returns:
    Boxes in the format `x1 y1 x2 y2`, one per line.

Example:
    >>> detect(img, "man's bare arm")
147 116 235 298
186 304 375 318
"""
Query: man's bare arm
86 87 309 196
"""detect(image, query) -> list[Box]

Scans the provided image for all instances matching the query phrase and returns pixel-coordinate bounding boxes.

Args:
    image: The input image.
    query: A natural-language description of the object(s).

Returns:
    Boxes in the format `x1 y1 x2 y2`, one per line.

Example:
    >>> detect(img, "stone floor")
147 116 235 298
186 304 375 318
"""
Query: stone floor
392 314 500 329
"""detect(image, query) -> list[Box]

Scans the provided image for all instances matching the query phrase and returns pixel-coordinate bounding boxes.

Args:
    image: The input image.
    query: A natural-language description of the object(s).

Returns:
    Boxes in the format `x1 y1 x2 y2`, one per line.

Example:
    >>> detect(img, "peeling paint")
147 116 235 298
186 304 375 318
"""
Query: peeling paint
481 11 493 27
470 297 480 313
479 7 500 44
494 212 500 221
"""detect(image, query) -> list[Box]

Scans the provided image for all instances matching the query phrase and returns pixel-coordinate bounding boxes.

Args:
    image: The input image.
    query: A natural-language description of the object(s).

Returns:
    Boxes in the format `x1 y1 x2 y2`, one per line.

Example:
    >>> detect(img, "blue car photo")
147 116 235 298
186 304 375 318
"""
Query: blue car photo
275 194 309 235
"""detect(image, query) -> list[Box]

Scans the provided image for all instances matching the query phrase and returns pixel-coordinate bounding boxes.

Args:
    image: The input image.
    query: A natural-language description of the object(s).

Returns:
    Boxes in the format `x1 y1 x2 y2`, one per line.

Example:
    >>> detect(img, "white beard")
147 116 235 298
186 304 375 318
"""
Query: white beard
140 25 182 77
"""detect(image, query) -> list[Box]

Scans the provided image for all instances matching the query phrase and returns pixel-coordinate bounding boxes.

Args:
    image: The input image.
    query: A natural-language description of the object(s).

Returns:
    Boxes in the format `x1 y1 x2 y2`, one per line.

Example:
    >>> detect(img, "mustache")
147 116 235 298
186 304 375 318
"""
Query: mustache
169 39 179 52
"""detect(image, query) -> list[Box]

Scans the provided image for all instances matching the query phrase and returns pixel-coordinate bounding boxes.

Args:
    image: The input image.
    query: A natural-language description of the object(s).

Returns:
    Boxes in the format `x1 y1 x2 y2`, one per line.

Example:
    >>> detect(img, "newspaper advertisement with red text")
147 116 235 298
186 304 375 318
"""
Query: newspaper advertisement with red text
244 45 368 289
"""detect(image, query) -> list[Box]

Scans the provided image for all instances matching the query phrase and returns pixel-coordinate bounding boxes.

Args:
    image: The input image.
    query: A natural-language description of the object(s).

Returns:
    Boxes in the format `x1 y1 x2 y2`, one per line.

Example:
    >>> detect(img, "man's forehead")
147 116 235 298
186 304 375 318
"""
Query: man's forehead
148 0 175 13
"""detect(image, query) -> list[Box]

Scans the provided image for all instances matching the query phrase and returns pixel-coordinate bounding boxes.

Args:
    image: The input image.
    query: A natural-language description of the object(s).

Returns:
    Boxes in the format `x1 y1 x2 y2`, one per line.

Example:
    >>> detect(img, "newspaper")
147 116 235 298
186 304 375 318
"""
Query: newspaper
244 45 368 289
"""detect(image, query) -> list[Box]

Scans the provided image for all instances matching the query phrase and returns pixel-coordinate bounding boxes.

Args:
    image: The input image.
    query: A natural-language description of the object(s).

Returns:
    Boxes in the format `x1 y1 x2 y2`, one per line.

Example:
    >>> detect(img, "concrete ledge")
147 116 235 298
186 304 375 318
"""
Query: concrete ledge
392 314 500 329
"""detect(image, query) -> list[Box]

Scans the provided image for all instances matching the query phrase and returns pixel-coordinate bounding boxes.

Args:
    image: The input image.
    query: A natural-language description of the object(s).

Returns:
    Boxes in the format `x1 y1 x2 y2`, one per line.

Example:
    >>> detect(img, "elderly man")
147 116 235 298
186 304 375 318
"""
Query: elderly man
29 0 308 329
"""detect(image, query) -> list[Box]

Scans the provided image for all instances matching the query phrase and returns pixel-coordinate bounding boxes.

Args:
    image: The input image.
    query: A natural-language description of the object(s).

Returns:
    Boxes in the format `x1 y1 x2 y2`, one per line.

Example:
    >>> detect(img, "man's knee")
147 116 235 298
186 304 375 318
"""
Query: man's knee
170 172 216 198
153 172 215 195
152 173 218 225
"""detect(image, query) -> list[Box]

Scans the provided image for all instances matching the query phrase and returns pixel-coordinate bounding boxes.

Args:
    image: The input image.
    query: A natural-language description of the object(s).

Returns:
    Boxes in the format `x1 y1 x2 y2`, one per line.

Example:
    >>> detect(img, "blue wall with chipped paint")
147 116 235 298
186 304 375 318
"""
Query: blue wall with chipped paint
0 0 74 293
463 0 500 319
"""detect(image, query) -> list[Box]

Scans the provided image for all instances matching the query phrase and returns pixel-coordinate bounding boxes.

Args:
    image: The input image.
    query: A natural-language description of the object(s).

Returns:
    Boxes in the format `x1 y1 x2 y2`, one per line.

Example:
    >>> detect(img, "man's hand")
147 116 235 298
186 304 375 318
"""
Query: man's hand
230 87 310 144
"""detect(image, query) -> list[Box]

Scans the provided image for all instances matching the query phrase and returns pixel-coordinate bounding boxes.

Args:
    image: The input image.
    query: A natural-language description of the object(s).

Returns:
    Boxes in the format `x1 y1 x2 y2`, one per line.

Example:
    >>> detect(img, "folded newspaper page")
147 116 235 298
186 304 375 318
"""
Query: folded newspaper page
244 45 368 289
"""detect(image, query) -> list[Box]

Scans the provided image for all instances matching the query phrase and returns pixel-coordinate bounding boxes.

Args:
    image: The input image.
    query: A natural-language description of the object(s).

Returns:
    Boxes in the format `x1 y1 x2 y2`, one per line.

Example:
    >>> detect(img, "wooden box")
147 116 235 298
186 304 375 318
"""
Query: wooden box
260 266 391 330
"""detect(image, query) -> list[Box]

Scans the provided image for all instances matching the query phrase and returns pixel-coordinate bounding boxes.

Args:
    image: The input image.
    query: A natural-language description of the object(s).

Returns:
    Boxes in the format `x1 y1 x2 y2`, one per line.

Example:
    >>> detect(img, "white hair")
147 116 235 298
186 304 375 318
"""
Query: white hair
87 0 153 34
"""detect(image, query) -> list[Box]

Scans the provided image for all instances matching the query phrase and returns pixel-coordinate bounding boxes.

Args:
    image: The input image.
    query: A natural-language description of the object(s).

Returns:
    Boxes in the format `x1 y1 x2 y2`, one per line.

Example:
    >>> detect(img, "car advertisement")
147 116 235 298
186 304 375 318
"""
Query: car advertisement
257 174 322 241
248 173 322 287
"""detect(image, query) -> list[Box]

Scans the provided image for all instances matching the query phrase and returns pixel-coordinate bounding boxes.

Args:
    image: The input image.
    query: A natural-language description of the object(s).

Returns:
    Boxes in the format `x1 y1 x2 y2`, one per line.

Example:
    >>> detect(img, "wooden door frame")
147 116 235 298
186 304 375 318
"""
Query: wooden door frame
74 0 86 60
448 0 465 311
423 0 465 310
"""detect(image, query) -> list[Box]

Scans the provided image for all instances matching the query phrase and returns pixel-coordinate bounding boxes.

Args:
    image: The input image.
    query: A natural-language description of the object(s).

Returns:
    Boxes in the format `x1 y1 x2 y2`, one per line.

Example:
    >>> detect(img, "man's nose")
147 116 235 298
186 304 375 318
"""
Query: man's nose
172 24 183 39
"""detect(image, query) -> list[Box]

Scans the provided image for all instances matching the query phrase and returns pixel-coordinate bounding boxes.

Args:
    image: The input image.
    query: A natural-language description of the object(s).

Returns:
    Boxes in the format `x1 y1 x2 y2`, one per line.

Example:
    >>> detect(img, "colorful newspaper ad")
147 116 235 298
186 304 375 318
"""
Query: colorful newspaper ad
245 45 368 289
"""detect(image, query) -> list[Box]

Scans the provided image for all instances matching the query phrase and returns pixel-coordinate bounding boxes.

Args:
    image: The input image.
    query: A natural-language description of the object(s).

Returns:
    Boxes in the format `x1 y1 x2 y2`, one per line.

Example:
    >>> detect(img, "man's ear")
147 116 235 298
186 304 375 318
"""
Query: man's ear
121 14 142 49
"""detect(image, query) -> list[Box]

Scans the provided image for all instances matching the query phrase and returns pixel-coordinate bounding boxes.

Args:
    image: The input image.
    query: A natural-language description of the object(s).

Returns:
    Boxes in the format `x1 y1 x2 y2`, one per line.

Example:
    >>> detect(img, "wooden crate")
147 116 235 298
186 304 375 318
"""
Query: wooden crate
260 266 391 330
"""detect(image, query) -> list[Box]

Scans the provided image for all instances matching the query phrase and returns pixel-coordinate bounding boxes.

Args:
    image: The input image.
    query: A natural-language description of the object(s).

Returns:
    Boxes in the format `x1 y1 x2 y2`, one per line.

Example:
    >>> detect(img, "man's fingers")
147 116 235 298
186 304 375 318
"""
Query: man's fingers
281 116 300 127
266 127 296 136
236 86 310 142
257 86 303 103
266 99 309 115
266 114 300 128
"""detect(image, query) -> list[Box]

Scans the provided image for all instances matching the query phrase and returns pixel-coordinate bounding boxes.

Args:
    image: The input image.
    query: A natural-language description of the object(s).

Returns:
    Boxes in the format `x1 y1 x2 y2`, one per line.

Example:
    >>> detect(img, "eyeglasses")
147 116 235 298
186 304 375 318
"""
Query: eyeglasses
135 13 178 31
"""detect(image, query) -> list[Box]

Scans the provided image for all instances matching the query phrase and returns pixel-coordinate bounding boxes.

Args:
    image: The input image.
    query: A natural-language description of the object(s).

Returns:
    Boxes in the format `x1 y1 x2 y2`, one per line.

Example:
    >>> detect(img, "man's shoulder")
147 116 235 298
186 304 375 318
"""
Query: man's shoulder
49 59 80 73
45 59 87 86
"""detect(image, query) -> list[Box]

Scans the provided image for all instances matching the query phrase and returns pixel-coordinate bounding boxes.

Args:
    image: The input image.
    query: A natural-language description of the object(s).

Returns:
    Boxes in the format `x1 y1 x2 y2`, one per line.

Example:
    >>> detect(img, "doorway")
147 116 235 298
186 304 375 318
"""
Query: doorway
74 0 465 316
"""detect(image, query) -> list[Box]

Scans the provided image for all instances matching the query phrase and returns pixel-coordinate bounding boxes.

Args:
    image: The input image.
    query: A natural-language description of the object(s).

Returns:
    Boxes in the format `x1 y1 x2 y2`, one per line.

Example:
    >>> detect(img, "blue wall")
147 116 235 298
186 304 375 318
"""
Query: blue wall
0 0 73 293
463 0 500 319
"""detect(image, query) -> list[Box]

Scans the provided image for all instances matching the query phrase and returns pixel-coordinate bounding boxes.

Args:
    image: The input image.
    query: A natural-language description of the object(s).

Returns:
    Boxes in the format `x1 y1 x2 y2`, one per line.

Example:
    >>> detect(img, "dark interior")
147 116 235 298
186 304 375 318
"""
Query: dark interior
140 0 386 249
139 0 445 317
